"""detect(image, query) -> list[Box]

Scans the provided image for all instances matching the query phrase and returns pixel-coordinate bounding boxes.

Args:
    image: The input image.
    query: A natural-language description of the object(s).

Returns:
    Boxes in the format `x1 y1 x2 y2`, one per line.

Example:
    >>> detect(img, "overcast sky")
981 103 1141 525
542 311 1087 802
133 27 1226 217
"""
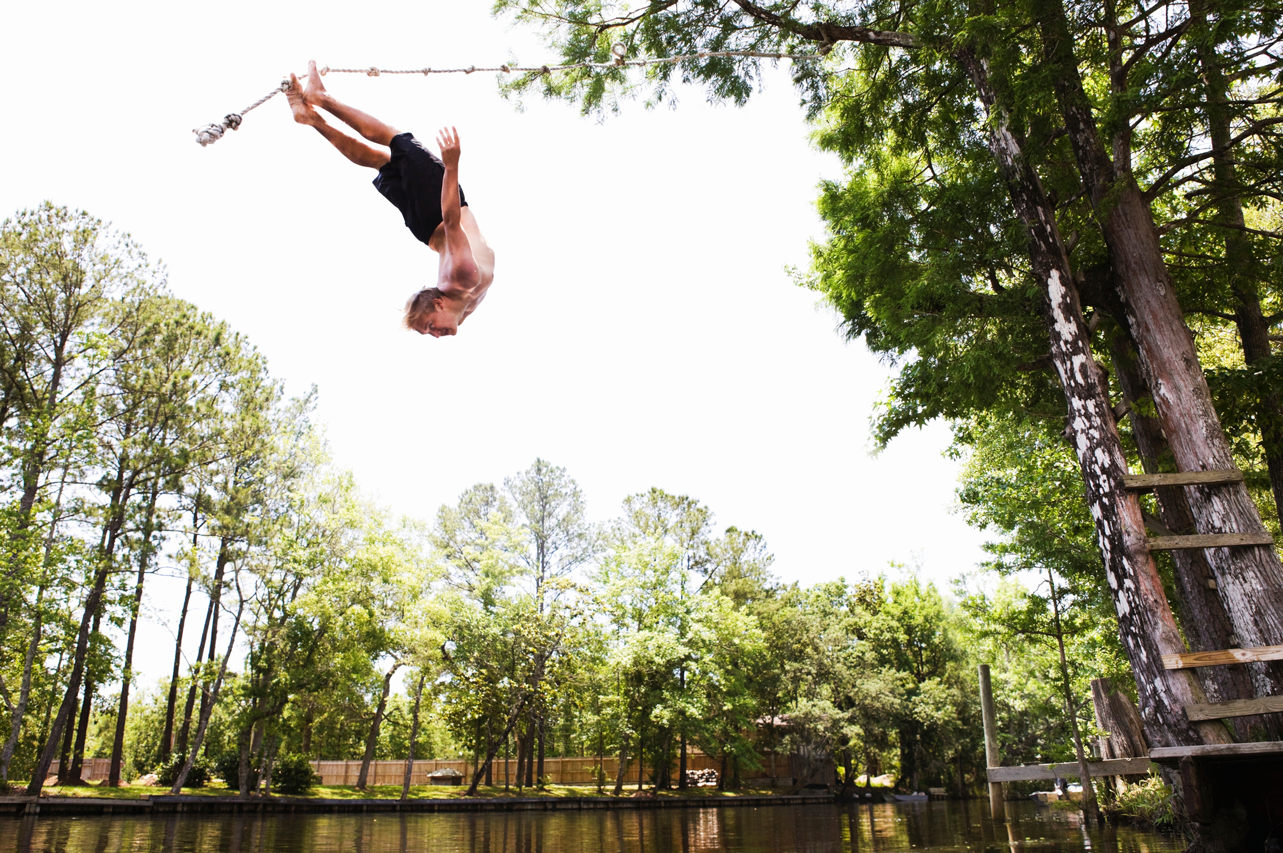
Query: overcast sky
1 0 991 687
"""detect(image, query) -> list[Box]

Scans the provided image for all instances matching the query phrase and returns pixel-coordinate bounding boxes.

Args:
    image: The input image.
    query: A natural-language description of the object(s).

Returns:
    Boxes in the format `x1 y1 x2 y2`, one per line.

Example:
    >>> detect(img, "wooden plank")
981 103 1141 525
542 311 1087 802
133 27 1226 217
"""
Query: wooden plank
1123 470 1244 490
1147 532 1274 550
986 757 1154 783
1185 695 1283 721
1150 741 1283 761
1163 643 1283 670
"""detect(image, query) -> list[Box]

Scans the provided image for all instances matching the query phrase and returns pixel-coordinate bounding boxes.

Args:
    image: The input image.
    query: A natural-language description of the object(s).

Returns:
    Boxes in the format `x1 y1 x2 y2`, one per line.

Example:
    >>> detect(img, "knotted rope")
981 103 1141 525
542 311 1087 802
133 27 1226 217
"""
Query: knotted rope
193 44 828 146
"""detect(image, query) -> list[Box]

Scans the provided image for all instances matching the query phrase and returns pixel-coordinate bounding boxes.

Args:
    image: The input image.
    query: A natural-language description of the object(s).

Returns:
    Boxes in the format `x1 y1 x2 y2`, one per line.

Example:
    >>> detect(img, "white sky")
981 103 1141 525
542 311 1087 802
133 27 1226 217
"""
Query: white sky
0 0 990 687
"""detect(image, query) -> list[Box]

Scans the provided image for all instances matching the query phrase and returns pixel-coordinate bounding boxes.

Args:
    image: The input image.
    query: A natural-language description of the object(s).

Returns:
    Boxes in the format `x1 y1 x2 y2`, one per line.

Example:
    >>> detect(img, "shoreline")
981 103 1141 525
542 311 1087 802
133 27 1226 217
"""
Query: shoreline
0 792 836 818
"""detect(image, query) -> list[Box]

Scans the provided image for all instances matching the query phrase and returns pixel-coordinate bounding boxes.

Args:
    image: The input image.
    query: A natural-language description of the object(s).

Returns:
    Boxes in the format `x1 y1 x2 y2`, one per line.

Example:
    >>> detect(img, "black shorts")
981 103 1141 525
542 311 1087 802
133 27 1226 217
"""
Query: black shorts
372 132 468 247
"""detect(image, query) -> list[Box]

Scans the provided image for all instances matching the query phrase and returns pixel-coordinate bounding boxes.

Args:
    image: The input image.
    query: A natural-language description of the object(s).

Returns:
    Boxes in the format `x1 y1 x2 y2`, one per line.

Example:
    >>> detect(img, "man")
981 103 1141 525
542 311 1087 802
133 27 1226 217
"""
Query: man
286 60 495 337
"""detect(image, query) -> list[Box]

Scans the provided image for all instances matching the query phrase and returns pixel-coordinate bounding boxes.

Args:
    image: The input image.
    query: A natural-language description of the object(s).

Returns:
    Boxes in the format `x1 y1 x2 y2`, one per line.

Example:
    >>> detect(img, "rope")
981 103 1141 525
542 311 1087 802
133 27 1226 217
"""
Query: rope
193 44 828 146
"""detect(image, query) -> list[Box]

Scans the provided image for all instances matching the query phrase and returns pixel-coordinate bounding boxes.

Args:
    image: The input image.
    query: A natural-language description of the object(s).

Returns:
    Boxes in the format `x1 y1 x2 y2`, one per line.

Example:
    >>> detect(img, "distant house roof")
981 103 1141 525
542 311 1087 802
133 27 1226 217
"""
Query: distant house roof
428 768 464 777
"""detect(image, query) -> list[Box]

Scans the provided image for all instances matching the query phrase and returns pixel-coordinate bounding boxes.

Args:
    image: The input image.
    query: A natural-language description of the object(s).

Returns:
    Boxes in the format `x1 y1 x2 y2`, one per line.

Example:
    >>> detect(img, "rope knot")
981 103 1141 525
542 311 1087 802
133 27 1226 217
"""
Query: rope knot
367 67 381 76
194 124 225 146
224 113 243 131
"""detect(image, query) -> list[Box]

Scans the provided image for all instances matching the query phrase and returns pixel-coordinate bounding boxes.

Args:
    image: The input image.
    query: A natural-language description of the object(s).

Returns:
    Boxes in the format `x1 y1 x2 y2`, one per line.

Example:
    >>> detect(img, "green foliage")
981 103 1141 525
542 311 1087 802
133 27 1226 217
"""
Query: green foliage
269 753 320 795
0 204 1149 802
156 754 209 789
1105 775 1178 830
213 752 257 789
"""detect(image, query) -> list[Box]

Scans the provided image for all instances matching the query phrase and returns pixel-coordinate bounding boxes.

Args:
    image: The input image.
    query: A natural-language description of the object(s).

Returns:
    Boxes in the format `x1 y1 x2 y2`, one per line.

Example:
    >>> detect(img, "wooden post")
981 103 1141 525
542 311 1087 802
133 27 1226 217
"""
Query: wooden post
979 664 1006 821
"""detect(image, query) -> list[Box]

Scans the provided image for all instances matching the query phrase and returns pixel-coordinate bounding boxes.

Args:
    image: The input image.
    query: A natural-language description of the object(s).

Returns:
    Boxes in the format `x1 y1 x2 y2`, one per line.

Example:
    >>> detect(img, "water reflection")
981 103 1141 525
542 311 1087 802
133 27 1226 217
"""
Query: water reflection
0 802 1185 853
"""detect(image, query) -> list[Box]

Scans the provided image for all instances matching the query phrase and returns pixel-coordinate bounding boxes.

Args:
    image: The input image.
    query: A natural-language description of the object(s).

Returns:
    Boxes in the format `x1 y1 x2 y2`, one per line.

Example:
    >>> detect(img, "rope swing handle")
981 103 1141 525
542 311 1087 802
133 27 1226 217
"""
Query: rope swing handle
192 45 828 146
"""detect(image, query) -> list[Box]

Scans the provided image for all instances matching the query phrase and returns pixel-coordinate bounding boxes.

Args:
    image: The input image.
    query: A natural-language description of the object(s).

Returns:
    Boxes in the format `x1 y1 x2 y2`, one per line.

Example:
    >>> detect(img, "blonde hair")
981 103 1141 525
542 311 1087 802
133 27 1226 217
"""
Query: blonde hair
403 287 445 330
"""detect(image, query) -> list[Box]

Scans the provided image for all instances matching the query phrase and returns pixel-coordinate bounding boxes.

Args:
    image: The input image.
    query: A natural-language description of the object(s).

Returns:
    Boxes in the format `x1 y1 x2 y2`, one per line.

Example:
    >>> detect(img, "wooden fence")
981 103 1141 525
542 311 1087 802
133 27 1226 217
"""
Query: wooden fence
50 751 830 788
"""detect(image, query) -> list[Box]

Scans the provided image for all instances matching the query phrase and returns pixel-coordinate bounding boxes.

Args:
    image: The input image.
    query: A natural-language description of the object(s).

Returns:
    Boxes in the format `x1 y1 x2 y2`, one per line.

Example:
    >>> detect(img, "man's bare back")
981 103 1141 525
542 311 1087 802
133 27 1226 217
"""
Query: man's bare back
286 60 495 338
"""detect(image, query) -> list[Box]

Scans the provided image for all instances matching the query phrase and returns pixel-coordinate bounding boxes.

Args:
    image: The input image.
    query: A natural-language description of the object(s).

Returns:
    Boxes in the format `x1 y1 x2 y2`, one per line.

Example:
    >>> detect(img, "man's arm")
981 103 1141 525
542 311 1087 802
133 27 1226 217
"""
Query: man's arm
436 127 480 288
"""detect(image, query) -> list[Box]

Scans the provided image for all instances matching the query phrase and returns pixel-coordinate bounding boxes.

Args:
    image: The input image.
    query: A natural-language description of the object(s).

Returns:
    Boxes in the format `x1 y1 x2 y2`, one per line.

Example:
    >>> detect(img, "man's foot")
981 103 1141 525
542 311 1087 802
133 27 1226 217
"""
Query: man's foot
304 60 329 108
286 73 320 126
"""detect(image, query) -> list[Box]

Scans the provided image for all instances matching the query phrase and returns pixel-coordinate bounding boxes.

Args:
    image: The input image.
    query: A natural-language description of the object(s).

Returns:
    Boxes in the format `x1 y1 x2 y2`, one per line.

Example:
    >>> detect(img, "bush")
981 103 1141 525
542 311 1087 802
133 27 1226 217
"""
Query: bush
1105 775 1177 830
155 754 209 789
269 754 320 795
214 752 258 790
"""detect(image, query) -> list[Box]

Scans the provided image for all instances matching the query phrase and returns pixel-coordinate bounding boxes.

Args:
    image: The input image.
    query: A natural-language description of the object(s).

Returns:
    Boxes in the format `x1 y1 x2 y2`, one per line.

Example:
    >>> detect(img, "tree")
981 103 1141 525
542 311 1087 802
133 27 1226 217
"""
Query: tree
494 0 1283 753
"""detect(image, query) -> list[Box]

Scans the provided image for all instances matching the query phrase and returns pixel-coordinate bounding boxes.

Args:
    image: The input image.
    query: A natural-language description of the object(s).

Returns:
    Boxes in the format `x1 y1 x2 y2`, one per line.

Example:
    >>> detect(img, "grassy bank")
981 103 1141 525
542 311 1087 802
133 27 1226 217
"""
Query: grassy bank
13 782 782 802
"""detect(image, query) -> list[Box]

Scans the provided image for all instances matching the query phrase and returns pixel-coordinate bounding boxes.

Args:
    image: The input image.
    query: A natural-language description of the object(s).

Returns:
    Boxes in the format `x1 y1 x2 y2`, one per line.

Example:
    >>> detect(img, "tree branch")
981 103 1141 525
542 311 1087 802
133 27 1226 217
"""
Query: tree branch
730 0 919 48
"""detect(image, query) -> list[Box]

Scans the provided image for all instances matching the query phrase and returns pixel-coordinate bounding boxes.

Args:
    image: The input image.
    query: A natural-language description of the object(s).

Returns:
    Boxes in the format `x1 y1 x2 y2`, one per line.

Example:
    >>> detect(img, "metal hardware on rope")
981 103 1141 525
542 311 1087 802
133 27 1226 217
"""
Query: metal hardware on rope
193 47 827 146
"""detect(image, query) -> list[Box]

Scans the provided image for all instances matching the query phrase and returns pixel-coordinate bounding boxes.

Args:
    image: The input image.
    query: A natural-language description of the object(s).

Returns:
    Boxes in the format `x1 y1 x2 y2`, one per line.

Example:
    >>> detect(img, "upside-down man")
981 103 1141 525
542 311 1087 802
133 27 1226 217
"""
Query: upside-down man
286 60 495 337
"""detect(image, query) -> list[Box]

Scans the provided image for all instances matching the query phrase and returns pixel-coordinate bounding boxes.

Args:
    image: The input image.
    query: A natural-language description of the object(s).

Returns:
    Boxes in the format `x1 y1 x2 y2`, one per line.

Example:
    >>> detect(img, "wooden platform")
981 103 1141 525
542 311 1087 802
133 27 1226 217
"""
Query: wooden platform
1149 741 1283 762
1122 470 1244 490
985 757 1153 783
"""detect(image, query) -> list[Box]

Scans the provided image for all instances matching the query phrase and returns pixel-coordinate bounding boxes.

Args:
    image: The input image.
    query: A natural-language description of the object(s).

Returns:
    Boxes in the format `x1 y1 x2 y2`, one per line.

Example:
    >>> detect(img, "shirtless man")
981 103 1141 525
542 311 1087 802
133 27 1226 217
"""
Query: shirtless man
286 60 495 337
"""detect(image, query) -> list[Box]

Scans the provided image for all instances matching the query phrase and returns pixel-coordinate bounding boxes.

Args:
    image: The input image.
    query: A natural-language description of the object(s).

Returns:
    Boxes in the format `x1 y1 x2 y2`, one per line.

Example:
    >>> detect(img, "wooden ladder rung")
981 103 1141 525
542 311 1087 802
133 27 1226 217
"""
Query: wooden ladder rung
1123 470 1244 490
1163 643 1283 670
1185 695 1283 721
1147 532 1274 551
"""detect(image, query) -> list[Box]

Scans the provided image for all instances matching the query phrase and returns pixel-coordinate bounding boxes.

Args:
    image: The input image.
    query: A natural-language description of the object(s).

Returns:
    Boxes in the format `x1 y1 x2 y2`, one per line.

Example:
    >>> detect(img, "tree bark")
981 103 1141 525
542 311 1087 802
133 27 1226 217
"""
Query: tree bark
401 673 426 801
171 588 244 793
27 561 113 795
1034 0 1283 698
108 484 160 786
1189 0 1283 521
356 661 402 790
1102 322 1277 739
612 733 629 796
679 733 688 789
160 502 201 765
956 47 1230 749
175 594 215 758
536 715 546 788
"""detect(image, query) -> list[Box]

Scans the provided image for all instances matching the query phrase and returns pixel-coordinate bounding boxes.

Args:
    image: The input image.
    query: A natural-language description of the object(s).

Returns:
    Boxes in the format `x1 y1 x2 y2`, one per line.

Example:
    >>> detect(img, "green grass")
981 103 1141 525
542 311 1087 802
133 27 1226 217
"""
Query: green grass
13 781 788 801
1102 775 1177 830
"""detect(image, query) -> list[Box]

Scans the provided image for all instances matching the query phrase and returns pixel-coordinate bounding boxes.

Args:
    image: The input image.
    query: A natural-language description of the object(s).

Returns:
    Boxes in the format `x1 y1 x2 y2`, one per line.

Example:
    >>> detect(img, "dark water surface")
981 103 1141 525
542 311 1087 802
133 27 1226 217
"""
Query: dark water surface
0 801 1184 852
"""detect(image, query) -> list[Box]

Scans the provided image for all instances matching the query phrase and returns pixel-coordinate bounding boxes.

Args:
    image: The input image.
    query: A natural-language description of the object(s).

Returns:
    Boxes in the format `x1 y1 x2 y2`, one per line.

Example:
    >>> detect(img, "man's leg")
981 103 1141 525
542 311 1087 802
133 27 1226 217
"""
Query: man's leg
301 60 401 146
286 73 390 169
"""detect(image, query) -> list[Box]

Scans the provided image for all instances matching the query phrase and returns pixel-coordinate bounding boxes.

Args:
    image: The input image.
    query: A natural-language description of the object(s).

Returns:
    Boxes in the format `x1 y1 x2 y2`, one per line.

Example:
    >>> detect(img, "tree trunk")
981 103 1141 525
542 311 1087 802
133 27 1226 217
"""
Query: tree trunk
175 596 214 759
1 586 45 784
356 662 402 790
956 46 1231 750
612 734 629 796
536 715 546 788
679 733 688 790
1049 570 1100 822
401 673 426 802
68 617 99 784
171 590 244 793
1102 323 1277 739
160 502 202 765
26 562 113 795
1190 0 1283 520
514 725 526 791
195 543 230 733
1035 0 1283 698
485 718 493 786
57 686 77 783
524 712 536 788
108 484 161 786
2 459 72 783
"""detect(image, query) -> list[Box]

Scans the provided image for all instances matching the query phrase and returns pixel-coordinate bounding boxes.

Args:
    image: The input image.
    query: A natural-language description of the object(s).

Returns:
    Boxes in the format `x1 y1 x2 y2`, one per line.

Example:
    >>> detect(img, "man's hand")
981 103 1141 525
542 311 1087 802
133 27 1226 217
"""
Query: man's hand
437 126 461 169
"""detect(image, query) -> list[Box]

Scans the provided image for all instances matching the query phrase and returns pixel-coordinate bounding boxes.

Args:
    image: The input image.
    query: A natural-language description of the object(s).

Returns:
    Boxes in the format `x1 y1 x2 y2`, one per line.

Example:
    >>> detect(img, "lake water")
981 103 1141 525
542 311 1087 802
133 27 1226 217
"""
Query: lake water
0 801 1185 852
